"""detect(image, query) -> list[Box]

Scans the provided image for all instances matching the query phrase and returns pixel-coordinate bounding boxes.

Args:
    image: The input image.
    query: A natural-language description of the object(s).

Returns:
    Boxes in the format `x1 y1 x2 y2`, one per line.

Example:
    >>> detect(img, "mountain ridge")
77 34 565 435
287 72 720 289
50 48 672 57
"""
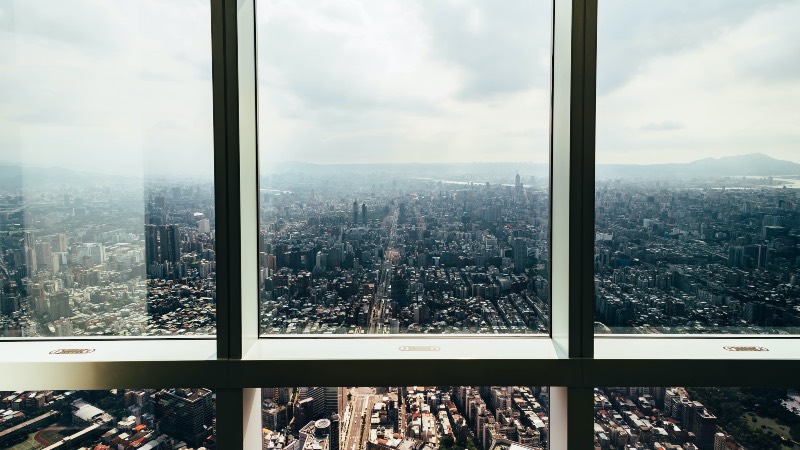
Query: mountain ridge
1 153 797 186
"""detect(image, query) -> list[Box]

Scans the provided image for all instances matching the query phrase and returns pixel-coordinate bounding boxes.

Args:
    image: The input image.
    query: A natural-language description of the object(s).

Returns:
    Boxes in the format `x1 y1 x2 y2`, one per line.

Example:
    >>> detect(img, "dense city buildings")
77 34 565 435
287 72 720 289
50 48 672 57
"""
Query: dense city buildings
593 387 800 450
0 181 216 337
263 387 549 450
5 156 800 338
259 168 550 335
0 388 215 449
595 173 800 334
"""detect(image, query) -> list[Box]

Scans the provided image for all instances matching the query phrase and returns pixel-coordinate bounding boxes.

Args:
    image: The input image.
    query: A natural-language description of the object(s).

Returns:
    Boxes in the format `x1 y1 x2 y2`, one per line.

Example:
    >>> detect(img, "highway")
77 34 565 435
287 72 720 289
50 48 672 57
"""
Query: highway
343 388 375 450
369 208 398 334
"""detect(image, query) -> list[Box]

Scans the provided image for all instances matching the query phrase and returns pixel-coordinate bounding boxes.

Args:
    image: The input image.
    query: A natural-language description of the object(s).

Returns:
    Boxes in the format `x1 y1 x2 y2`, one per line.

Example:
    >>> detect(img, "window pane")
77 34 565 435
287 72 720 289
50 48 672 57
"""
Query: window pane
257 1 552 335
595 1 800 334
0 388 215 449
594 387 800 450
0 1 216 337
262 387 550 450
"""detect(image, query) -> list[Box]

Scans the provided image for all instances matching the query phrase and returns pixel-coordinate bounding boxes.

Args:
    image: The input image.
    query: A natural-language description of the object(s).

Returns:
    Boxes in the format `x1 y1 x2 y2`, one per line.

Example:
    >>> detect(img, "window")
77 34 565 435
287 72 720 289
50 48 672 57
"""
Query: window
256 0 552 336
0 1 796 449
594 0 800 335
0 0 217 338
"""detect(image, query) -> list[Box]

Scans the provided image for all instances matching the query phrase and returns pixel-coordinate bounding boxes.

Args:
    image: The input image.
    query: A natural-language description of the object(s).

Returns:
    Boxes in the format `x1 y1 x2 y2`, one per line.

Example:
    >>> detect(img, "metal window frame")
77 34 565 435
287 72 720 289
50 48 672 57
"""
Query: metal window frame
2 1 800 450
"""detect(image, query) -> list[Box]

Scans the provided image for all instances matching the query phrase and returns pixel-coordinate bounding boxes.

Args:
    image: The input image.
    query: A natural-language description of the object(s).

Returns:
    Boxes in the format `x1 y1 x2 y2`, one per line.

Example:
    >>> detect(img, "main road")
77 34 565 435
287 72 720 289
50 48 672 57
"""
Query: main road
343 388 375 450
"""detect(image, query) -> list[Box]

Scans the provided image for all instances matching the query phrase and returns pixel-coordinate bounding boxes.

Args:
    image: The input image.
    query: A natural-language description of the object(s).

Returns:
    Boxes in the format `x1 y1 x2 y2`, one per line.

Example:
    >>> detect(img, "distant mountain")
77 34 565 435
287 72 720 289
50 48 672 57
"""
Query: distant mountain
596 153 800 179
3 153 795 189
0 165 130 189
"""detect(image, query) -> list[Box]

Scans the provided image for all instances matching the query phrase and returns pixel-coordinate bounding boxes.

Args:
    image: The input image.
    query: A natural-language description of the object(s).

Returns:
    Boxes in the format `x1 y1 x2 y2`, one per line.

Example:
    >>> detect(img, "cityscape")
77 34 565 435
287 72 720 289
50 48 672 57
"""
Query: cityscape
0 388 215 450
2 154 800 336
593 386 800 450
595 160 800 334
0 179 217 337
262 387 548 450
258 167 550 335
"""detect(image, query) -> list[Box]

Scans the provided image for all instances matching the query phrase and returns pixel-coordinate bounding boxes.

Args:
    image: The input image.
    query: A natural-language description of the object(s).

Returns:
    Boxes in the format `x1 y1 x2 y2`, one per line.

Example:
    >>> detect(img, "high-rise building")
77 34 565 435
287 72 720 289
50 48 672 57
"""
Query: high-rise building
161 224 181 264
513 238 527 273
54 233 68 252
713 432 727 450
49 292 70 320
145 224 160 268
1 296 19 315
693 407 717 450
197 218 211 234
263 403 291 432
23 231 35 249
353 201 359 225
295 397 314 428
299 387 326 420
323 387 338 418
153 388 214 448
361 204 367 225
329 414 340 450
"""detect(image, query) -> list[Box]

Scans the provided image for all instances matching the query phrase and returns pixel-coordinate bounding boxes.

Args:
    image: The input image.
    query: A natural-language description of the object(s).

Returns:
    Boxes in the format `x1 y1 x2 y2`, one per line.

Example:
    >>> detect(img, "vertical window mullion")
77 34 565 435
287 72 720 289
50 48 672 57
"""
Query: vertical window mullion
212 0 259 361
551 0 595 359
211 0 235 359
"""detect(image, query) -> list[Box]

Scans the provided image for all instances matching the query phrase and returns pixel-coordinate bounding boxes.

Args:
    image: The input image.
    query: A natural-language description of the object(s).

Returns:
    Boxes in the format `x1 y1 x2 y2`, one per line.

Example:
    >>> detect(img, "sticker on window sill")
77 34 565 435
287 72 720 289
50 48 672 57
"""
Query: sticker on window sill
399 346 440 352
49 349 96 355
723 346 768 352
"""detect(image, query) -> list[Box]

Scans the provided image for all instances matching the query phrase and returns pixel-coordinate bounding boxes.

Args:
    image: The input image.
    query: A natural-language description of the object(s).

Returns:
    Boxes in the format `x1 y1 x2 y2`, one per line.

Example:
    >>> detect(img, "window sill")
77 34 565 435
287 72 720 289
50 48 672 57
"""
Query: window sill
594 336 800 360
591 336 800 386
233 337 580 386
0 339 222 390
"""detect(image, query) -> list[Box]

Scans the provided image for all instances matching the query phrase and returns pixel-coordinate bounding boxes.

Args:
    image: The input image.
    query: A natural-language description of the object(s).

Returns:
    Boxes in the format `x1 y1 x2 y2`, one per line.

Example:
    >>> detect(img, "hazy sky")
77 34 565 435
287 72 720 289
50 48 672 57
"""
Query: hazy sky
597 0 800 165
257 0 552 166
0 0 214 178
0 0 799 176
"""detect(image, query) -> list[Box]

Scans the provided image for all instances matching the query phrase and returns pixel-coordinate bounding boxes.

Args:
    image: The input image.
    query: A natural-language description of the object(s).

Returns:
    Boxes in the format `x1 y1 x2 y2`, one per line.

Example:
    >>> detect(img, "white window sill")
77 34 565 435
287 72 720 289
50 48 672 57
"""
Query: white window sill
244 336 562 360
594 336 800 360
0 339 219 390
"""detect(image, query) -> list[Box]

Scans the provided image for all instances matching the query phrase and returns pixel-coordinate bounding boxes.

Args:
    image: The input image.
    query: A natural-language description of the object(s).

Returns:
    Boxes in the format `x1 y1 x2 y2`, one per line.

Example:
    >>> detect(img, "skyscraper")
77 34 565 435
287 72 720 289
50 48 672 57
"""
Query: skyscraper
353 201 359 225
145 224 160 268
513 238 527 273
161 224 181 264
153 388 214 448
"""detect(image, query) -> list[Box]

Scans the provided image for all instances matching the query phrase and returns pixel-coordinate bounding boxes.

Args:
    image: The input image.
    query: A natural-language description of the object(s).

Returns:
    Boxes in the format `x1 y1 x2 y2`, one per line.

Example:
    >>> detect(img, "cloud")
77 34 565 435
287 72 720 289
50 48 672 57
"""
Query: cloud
420 0 551 99
597 0 792 95
640 121 683 132
256 0 552 166
597 0 800 165
0 0 214 178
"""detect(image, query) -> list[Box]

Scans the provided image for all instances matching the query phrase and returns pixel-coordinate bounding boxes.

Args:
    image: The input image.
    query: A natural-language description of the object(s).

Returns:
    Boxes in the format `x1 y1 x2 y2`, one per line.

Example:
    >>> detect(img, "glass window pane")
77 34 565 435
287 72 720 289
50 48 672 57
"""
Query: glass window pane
0 388 215 449
0 1 216 337
594 387 800 450
263 387 550 450
595 1 800 334
257 0 552 335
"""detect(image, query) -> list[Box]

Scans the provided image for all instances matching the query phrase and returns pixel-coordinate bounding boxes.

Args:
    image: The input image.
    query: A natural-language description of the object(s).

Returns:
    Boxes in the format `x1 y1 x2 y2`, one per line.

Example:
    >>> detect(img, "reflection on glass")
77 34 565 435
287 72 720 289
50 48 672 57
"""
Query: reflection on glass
0 1 216 337
0 388 215 449
257 1 552 335
262 387 550 450
595 1 800 334
594 387 800 450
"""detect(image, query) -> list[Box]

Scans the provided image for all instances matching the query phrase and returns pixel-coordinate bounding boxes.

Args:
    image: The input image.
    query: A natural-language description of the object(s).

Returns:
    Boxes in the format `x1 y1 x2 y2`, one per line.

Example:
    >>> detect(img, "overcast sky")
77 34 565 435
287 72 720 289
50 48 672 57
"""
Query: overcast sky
0 0 213 178
0 0 799 177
